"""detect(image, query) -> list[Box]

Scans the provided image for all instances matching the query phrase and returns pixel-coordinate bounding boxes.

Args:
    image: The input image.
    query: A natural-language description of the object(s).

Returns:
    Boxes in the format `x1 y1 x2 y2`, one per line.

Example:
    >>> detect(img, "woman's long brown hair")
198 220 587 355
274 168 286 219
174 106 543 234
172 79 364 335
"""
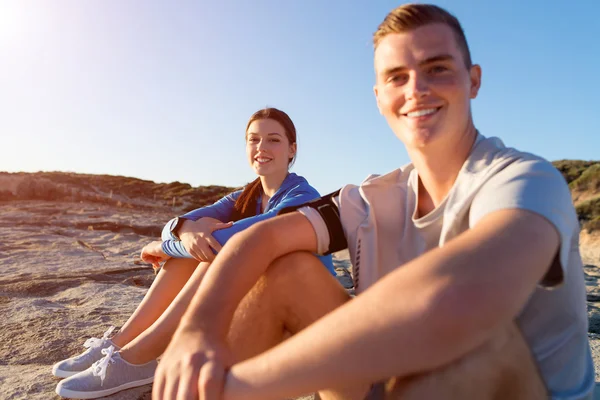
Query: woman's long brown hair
230 108 297 222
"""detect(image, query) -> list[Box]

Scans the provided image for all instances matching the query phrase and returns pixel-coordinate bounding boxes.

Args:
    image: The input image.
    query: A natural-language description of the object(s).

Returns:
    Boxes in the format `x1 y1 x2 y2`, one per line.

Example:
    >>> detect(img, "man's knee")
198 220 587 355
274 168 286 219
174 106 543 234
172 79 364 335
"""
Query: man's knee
234 252 324 311
264 251 335 289
382 323 547 400
228 252 339 359
247 252 349 332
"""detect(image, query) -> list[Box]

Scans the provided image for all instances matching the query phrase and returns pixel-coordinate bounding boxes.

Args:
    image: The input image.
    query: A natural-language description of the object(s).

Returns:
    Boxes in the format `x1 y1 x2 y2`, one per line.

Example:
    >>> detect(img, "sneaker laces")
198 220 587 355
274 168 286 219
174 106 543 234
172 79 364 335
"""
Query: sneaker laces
91 345 116 385
83 326 115 349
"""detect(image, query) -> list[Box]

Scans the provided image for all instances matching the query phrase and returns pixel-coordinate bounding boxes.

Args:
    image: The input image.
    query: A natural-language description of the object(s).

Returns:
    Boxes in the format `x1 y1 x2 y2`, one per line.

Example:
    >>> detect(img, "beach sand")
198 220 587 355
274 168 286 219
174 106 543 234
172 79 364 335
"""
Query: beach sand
0 199 599 399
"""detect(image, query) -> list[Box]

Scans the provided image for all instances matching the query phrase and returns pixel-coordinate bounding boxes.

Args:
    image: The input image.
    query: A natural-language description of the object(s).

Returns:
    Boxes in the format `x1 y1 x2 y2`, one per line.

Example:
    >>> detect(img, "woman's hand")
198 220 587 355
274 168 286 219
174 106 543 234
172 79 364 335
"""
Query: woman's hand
140 240 171 270
179 217 233 262
152 326 232 400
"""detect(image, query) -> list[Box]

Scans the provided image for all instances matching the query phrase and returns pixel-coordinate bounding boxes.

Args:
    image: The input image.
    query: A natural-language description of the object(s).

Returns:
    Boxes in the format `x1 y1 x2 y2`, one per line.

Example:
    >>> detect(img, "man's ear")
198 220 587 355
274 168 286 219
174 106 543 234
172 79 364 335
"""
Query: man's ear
469 64 482 99
374 85 383 114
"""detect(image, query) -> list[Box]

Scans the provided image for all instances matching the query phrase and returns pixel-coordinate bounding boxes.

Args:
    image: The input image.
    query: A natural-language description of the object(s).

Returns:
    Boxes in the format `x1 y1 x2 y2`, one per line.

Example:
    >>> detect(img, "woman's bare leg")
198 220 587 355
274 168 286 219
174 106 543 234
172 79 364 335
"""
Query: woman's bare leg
110 257 200 348
117 261 212 364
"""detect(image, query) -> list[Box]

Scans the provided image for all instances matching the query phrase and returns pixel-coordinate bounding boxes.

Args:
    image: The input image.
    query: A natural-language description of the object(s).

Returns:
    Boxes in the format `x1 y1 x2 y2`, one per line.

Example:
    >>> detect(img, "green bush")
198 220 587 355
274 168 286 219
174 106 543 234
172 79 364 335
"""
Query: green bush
570 164 600 192
576 197 600 232
583 216 600 233
552 160 599 184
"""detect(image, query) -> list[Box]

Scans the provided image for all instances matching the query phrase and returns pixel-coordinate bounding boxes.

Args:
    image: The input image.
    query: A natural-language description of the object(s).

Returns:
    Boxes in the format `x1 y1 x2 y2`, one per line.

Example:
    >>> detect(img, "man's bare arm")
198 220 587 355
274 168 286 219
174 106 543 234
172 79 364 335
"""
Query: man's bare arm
180 212 319 336
224 209 560 400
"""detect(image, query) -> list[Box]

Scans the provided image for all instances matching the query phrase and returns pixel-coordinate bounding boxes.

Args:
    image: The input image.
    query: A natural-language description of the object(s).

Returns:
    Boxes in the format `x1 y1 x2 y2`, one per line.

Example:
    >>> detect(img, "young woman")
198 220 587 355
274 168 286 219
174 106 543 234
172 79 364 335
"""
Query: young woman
53 107 335 399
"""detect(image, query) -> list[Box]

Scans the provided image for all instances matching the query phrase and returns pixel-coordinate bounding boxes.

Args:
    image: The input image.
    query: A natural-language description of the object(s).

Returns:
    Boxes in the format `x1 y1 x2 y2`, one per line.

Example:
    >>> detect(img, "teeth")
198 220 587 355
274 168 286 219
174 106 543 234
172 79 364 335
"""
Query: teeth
406 108 438 118
256 158 271 163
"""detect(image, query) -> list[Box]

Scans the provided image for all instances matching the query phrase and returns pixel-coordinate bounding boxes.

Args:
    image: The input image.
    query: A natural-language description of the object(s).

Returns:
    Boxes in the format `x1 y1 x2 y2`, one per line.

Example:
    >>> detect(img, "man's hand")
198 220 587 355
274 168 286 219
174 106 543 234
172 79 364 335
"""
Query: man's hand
152 327 232 400
180 218 233 262
140 240 171 270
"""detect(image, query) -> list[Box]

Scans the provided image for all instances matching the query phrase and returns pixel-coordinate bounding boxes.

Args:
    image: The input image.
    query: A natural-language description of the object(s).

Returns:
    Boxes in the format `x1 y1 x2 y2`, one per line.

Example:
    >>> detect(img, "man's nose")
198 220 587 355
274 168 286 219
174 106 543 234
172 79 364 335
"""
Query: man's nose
406 72 430 100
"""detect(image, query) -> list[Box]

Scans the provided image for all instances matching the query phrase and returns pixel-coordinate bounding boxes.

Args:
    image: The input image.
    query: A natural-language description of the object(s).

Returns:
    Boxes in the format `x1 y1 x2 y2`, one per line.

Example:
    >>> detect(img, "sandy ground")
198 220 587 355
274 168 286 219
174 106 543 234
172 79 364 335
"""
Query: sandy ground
0 200 599 399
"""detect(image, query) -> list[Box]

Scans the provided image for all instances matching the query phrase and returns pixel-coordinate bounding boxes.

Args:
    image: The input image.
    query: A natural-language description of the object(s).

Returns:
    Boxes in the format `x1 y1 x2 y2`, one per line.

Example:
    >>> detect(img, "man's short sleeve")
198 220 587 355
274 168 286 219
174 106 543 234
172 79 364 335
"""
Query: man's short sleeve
278 190 346 255
469 158 579 286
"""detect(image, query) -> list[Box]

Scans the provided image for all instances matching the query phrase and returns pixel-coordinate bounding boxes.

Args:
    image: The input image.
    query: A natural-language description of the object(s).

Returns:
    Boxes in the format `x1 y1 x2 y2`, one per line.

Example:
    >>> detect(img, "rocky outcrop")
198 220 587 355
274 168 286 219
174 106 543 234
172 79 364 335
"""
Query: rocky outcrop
0 200 350 399
0 172 235 212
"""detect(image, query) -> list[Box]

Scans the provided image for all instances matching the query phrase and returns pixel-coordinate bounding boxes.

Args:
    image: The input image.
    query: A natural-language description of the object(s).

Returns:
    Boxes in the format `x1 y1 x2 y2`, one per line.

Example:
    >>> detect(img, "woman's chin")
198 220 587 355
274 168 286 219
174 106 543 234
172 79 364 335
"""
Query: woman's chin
253 166 287 179
254 163 274 174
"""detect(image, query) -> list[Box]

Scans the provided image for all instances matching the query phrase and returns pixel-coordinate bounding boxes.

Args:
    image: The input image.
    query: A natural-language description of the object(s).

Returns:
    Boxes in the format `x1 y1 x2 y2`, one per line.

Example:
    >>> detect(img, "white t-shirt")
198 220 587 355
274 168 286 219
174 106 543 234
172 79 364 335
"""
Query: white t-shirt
299 134 594 399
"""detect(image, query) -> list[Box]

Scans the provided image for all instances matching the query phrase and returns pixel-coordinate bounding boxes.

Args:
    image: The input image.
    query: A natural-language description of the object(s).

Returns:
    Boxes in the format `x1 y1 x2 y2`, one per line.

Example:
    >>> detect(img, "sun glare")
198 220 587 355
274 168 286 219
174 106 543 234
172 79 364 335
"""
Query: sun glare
0 3 25 47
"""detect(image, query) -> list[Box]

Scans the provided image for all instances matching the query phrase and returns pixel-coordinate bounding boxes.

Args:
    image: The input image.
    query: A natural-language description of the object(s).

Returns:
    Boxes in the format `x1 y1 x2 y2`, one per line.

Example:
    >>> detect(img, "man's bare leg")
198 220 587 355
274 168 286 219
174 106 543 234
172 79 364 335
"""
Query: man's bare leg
227 252 351 362
380 323 547 400
111 257 200 348
117 260 211 364
225 252 370 400
223 252 547 400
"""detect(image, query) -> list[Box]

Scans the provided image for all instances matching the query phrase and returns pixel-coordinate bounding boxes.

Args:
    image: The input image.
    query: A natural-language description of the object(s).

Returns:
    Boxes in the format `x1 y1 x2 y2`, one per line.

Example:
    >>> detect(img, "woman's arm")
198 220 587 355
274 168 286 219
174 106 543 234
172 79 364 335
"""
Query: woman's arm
161 187 327 263
161 192 240 243
210 187 320 244
180 191 240 222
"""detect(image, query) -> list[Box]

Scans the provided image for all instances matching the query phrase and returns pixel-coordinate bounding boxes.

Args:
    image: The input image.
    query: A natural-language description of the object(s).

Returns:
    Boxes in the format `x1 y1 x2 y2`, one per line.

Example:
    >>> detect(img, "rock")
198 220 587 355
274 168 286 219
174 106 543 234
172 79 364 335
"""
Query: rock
0 200 325 399
0 200 166 399
0 171 235 212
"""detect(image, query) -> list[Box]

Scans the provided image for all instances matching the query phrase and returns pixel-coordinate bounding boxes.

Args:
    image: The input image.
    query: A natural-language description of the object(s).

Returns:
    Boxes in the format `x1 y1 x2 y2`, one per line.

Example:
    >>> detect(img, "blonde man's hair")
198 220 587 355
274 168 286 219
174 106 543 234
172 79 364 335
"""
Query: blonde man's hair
373 3 472 68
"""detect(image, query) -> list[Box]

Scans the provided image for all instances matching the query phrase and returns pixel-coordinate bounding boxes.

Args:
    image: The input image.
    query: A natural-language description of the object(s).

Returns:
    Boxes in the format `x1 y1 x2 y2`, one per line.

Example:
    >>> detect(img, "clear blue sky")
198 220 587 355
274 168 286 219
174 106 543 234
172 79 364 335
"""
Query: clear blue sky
1 0 598 194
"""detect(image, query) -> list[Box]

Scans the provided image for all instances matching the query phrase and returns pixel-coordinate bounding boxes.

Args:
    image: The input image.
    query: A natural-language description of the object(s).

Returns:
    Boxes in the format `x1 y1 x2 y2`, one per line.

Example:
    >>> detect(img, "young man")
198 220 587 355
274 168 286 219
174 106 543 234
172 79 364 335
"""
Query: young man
153 4 594 400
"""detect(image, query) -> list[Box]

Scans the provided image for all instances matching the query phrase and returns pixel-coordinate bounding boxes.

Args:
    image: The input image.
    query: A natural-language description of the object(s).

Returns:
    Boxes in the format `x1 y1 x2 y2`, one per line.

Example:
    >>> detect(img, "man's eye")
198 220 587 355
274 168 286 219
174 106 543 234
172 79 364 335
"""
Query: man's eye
387 75 407 84
429 65 448 74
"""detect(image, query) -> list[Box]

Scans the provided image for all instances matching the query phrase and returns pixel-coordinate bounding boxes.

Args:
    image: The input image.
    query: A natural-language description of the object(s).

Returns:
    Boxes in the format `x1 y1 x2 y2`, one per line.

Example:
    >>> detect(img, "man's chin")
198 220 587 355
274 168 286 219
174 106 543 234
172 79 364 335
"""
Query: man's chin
394 128 439 149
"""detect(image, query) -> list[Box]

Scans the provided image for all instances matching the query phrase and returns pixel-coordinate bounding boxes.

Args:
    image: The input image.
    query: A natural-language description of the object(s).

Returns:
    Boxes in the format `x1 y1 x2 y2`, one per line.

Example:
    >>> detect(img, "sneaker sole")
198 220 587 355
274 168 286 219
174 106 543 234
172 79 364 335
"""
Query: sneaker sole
55 377 154 399
52 365 80 378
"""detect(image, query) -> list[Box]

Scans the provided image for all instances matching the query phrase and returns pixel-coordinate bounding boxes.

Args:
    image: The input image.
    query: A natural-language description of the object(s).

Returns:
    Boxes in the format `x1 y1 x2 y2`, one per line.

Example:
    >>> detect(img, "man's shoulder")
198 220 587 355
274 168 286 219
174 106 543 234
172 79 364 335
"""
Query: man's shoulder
359 163 415 187
462 135 574 225
467 135 561 183
442 135 571 229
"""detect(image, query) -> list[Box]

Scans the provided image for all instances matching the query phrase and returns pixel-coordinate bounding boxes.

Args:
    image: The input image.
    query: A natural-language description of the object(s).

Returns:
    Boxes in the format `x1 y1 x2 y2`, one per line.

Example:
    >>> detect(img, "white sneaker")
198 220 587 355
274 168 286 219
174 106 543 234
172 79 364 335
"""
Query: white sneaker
55 346 157 399
52 326 120 378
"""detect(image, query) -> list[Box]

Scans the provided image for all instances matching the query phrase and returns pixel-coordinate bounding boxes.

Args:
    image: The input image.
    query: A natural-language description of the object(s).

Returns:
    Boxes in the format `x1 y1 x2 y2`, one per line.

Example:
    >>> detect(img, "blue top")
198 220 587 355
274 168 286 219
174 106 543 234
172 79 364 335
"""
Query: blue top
160 173 335 275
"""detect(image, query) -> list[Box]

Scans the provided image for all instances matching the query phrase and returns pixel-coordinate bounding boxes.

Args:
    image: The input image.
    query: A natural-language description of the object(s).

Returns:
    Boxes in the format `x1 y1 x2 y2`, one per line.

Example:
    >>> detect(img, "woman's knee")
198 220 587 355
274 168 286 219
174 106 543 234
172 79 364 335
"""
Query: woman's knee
160 257 200 272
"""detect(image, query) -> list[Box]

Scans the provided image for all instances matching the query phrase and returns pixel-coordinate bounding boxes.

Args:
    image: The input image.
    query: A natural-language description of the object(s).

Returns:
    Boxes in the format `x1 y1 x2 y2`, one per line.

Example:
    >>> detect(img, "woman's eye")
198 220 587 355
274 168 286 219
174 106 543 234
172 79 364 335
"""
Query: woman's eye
270 139 280 143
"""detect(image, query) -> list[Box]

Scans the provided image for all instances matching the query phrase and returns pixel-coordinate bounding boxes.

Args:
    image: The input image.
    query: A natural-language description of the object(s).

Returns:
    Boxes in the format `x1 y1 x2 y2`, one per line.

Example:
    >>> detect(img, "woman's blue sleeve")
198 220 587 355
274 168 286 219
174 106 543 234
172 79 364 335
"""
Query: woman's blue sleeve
161 191 239 243
211 187 319 245
181 191 240 222
160 191 239 258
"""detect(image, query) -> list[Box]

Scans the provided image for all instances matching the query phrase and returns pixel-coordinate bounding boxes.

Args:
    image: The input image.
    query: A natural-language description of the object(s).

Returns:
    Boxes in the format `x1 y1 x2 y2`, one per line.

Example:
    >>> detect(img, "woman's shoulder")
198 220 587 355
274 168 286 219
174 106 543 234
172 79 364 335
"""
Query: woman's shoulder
283 173 320 195
224 189 244 201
